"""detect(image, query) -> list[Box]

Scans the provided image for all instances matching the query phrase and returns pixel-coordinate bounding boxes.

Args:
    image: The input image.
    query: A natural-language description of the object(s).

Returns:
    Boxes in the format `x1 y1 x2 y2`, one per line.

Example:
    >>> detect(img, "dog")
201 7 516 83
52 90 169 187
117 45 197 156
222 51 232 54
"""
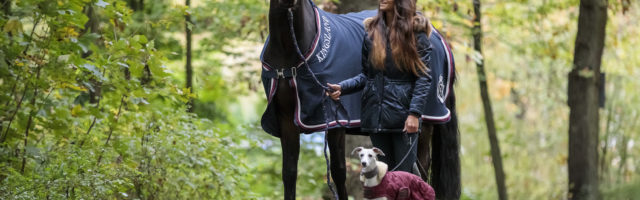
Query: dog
352 147 435 200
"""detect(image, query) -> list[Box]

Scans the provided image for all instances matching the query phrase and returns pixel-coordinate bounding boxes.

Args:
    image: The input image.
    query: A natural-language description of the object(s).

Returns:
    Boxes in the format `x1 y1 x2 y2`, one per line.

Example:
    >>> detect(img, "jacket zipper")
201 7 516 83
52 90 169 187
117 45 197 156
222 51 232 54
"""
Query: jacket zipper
377 71 384 132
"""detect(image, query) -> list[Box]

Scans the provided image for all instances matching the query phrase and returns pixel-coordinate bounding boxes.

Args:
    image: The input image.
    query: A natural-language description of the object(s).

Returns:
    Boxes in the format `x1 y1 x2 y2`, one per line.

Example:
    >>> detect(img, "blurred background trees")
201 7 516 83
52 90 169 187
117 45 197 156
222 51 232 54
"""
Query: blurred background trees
0 0 638 199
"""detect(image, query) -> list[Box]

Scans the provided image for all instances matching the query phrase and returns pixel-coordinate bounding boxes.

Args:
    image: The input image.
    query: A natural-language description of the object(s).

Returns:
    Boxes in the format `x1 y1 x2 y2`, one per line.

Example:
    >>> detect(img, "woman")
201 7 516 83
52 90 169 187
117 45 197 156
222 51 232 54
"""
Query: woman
327 0 432 172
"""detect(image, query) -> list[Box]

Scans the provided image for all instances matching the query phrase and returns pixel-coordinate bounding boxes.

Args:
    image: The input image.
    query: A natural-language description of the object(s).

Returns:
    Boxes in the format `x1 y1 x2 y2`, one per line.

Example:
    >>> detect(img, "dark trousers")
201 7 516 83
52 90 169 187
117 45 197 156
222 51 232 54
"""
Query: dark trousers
370 132 418 173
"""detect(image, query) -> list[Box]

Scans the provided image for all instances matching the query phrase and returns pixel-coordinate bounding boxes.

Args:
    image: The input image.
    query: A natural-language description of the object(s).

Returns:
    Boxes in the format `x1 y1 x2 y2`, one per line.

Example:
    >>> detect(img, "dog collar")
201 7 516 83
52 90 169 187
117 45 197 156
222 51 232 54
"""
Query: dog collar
362 165 378 179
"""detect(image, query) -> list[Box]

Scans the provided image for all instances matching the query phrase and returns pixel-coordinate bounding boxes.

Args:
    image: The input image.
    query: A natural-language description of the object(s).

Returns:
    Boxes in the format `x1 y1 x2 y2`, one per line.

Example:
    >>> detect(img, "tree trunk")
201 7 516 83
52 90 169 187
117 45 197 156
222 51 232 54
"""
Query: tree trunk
472 0 508 199
185 0 194 112
21 66 41 174
567 0 607 199
81 5 102 104
1 0 10 15
127 0 144 12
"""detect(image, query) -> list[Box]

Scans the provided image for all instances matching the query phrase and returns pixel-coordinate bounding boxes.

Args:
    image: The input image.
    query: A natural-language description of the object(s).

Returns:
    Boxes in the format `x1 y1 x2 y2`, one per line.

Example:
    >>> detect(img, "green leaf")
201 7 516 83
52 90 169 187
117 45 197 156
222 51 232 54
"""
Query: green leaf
186 21 194 31
133 35 148 44
57 54 71 63
148 56 168 77
127 60 144 78
96 0 110 8
3 18 23 35
80 63 106 81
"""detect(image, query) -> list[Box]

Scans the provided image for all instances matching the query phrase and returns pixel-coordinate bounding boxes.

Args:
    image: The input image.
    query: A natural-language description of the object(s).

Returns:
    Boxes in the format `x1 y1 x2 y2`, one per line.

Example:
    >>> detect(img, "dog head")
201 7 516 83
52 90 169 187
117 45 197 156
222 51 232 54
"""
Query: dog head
351 147 386 172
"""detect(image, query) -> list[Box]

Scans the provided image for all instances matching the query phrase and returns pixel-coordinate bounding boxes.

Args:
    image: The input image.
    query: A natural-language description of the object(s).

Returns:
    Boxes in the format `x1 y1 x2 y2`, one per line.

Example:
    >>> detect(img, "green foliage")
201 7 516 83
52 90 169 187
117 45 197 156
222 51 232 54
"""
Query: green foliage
243 132 332 199
0 0 256 199
602 179 640 200
0 0 327 198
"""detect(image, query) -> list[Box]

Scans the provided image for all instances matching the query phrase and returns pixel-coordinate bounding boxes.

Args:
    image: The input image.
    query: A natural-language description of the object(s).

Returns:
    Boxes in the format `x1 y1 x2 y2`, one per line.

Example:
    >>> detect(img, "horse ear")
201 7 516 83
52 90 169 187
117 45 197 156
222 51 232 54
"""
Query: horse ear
372 147 385 157
351 147 363 156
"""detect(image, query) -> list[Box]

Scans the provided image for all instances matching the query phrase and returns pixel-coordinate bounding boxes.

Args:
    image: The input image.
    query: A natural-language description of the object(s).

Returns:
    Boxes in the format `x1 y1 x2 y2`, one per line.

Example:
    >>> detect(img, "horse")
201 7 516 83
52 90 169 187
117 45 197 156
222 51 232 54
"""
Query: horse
260 0 460 199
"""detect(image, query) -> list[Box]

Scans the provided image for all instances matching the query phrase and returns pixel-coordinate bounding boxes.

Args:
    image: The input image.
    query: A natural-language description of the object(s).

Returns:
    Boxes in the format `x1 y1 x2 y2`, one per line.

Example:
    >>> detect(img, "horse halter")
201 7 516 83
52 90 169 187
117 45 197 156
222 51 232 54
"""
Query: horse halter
285 8 332 92
276 67 296 79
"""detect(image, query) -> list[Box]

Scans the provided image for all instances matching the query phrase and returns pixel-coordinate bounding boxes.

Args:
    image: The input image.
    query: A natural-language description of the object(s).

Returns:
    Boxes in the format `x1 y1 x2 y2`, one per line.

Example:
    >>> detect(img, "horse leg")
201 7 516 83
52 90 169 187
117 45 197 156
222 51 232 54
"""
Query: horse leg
280 125 299 200
417 124 434 182
327 128 347 200
275 79 300 200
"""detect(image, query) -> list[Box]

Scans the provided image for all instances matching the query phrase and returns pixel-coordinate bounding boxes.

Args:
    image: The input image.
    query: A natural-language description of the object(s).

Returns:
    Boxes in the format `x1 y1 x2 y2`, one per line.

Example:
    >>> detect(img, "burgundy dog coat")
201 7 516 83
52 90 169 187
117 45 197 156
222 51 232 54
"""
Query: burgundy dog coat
363 171 435 200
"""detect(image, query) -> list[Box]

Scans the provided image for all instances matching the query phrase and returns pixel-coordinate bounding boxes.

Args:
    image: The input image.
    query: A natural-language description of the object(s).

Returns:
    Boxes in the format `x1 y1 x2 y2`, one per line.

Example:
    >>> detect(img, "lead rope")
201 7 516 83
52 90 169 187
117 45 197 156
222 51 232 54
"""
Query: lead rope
287 8 340 200
390 131 420 172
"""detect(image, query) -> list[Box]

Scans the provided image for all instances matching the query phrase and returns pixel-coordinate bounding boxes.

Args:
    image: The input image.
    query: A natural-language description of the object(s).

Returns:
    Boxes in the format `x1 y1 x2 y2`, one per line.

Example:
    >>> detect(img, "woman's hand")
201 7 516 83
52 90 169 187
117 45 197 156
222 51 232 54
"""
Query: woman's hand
403 114 420 133
326 83 342 101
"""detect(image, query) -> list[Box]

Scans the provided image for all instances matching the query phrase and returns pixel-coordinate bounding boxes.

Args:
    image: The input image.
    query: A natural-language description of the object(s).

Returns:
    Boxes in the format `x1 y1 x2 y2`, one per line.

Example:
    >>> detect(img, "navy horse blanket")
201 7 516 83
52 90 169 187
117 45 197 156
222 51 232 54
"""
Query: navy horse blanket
260 6 455 137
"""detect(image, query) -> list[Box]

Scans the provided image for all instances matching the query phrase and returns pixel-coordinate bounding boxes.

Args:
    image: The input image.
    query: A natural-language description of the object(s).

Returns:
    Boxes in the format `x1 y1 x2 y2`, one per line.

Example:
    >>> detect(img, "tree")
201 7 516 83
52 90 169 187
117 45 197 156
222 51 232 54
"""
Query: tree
81 4 102 104
127 0 143 11
567 0 608 199
1 0 10 15
472 0 508 199
185 0 194 112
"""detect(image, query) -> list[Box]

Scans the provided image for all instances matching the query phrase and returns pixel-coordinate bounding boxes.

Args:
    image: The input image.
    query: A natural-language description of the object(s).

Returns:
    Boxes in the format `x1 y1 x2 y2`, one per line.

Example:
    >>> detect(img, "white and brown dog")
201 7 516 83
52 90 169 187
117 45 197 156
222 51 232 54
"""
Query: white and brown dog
352 147 435 200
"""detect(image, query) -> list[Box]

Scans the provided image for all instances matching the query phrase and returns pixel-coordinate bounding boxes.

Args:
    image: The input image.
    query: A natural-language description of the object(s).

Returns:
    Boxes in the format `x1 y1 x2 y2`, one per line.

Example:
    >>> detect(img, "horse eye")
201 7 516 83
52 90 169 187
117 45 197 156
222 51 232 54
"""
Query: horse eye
368 155 372 158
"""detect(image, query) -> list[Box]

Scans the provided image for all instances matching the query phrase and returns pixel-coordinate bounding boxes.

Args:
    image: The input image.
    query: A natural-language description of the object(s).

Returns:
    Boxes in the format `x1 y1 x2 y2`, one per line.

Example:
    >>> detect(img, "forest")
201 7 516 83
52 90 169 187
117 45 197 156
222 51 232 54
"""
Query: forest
0 0 638 199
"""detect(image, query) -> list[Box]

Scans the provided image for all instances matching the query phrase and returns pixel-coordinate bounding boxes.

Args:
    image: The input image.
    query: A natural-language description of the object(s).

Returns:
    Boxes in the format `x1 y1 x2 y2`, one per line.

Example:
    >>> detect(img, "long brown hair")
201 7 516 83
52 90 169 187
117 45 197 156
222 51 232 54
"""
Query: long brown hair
367 0 427 76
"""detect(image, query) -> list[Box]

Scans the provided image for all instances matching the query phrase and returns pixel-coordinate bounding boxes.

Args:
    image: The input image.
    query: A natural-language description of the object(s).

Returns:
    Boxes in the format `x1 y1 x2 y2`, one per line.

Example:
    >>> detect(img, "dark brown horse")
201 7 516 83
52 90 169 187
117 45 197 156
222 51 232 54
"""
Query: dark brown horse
262 0 460 199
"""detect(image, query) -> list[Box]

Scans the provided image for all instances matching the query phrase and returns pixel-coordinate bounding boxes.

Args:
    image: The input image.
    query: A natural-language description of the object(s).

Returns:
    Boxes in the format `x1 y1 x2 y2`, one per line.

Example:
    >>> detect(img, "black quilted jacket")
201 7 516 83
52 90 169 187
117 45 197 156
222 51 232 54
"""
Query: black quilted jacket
339 32 432 133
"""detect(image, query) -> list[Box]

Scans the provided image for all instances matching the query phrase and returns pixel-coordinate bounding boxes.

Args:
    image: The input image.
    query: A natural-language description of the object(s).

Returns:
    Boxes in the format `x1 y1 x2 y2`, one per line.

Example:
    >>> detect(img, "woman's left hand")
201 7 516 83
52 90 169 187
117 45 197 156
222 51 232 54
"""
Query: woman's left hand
403 114 420 133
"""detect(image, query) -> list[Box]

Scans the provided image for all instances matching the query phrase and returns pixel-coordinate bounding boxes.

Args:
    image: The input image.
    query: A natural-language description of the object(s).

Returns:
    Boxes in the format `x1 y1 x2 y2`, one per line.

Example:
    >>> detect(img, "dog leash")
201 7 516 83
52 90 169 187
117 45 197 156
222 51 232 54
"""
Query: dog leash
286 7 353 200
390 130 420 172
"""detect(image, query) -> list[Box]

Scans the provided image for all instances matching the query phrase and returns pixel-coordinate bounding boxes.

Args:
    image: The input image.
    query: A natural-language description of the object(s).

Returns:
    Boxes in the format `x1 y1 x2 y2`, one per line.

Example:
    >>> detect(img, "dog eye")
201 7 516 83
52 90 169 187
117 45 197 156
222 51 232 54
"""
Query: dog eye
360 154 363 157
368 155 372 158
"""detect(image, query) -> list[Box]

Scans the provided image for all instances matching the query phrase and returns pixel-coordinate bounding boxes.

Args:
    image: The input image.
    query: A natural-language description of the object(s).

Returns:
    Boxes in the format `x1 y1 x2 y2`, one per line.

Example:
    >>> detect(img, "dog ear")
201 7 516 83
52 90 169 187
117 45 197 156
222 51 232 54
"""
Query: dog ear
351 147 363 156
372 147 385 157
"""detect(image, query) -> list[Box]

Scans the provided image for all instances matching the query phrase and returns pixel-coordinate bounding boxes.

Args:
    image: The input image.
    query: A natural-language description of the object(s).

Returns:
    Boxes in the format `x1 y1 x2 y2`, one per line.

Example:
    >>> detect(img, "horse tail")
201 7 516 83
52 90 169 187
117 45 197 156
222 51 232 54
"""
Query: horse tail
431 71 461 199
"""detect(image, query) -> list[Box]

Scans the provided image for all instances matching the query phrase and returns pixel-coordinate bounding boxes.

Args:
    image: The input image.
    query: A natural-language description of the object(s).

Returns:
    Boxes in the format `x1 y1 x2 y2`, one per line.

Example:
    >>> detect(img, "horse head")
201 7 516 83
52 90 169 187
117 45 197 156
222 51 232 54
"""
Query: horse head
265 0 317 69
